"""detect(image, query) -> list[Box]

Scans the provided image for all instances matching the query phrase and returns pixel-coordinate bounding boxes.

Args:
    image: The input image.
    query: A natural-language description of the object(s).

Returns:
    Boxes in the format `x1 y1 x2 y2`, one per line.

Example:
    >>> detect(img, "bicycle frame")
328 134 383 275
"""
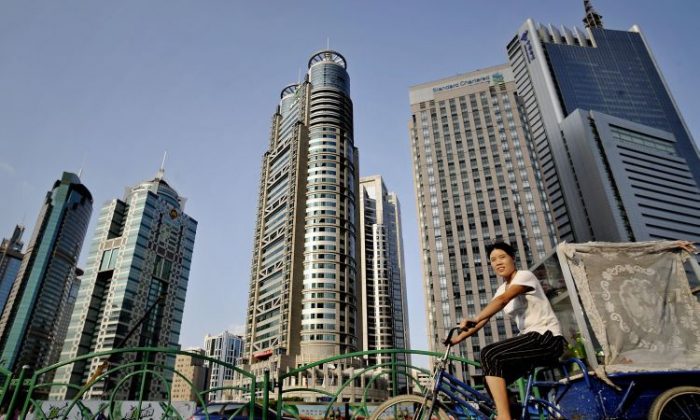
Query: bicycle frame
414 336 494 419
414 327 570 420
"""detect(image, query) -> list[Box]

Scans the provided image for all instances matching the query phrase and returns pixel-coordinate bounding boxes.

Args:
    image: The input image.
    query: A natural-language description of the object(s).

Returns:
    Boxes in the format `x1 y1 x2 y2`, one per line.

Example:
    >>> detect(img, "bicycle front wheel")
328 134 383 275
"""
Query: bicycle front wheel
370 394 450 420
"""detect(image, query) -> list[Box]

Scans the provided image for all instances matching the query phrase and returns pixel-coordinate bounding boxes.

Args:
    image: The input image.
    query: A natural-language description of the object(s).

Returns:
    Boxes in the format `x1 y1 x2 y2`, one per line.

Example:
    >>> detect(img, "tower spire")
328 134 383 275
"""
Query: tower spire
583 0 604 29
157 151 167 179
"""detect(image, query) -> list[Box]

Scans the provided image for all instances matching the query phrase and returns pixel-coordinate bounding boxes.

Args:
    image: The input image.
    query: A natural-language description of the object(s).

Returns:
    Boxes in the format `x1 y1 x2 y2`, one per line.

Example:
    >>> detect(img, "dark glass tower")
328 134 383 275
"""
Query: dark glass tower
507 2 700 242
0 226 25 315
0 172 93 372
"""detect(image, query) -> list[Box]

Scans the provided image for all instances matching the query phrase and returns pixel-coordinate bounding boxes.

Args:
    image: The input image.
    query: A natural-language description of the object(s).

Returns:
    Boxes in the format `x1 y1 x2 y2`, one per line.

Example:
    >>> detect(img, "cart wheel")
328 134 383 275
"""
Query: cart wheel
648 386 700 420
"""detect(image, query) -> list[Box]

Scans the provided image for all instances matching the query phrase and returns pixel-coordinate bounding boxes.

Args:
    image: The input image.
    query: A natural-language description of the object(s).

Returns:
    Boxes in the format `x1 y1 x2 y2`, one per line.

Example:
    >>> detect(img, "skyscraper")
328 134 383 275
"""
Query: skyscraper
47 268 83 378
51 169 197 400
358 176 410 390
507 1 700 242
0 225 24 315
409 65 557 384
242 50 360 394
0 172 92 373
204 331 243 402
558 110 700 242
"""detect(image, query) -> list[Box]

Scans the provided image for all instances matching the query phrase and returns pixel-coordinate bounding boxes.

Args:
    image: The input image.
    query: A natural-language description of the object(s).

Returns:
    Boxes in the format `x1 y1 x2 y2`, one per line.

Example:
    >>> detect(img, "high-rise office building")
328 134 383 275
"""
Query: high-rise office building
409 65 557 384
558 110 700 242
0 172 92 373
507 1 700 242
51 169 197 400
0 225 24 315
171 348 208 402
204 331 243 402
358 176 410 390
242 49 360 395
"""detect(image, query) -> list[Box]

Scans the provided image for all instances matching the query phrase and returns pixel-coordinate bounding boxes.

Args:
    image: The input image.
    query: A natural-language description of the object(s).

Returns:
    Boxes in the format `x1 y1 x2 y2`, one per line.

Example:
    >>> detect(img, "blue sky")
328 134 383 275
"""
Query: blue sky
1 0 698 357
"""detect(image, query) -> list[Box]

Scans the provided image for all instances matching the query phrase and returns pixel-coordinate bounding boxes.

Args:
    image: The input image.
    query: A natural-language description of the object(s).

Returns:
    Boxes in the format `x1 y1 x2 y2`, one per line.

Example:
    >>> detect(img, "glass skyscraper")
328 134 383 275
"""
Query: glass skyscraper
409 65 557 385
507 3 700 242
51 170 197 400
0 172 92 373
241 50 361 400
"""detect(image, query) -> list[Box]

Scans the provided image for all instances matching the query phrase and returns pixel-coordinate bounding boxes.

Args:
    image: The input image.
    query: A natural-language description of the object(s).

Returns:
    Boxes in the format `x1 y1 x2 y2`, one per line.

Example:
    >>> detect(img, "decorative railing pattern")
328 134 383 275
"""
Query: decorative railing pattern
0 347 477 419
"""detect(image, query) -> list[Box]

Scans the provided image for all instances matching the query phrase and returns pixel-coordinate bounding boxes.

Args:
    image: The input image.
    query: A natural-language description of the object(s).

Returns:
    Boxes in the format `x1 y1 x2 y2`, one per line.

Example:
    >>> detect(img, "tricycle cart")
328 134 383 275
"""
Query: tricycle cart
530 241 700 419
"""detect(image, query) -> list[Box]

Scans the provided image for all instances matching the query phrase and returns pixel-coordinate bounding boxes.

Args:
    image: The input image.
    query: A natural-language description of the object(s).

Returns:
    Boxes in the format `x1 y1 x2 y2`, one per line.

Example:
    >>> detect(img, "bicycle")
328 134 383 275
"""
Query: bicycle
370 326 582 419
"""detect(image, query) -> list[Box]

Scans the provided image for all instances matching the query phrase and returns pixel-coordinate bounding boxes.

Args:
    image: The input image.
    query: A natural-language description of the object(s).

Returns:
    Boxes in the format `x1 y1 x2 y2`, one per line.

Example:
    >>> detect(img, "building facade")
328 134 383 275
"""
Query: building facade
204 331 243 401
409 65 557 384
51 170 197 400
358 176 410 391
0 225 24 316
0 172 92 373
242 49 361 396
558 110 700 243
47 269 83 379
506 3 700 242
171 348 208 402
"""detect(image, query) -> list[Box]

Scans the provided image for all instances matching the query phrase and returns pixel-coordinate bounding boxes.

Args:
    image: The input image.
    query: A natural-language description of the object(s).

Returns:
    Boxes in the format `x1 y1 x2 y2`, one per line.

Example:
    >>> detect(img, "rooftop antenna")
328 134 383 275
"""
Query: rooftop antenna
297 68 302 85
77 152 86 178
326 37 330 50
157 151 167 179
583 0 603 29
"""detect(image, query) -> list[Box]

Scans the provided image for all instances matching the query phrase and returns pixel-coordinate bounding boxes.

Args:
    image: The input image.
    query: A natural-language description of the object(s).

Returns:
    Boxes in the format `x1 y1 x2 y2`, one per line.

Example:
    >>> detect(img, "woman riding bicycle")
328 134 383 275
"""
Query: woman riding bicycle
450 241 566 420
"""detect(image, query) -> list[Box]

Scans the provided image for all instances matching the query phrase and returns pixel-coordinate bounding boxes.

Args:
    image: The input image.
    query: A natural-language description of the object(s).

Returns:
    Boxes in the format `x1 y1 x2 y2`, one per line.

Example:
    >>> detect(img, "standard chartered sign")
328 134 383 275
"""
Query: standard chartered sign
431 72 504 93
410 69 511 105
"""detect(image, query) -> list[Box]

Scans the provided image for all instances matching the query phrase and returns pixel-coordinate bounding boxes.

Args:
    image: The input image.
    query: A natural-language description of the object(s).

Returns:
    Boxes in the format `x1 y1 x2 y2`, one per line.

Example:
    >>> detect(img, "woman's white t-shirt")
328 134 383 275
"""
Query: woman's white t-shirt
494 270 562 336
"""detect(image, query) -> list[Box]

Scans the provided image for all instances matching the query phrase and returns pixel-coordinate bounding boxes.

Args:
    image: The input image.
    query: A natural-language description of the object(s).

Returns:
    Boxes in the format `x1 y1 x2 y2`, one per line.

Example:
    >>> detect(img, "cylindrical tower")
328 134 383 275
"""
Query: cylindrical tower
301 50 359 358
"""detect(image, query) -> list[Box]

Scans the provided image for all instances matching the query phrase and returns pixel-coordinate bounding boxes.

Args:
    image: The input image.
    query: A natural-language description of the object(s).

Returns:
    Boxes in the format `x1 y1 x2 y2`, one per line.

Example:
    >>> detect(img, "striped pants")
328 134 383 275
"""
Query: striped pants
480 330 565 384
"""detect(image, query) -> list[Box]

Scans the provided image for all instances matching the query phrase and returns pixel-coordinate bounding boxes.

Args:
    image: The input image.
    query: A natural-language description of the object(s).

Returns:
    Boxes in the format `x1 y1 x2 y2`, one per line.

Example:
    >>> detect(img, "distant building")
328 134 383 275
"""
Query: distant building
204 331 243 401
359 175 410 392
51 169 197 401
0 172 92 373
171 348 208 402
507 1 700 242
409 65 557 385
0 225 24 315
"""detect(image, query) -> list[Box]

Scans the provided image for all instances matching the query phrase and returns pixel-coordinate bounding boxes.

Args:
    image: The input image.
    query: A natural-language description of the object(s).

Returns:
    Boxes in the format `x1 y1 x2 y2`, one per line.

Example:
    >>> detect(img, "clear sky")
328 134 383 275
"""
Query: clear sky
1 0 698 359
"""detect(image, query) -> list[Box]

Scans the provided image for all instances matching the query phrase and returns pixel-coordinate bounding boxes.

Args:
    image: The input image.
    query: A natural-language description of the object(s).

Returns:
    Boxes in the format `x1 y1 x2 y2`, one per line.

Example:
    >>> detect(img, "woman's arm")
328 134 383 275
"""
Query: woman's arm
450 283 530 345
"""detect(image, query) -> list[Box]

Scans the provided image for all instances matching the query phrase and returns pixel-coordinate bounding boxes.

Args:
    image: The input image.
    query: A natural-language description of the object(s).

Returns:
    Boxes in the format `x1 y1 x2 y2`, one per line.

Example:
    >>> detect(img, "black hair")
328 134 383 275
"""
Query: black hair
485 241 516 259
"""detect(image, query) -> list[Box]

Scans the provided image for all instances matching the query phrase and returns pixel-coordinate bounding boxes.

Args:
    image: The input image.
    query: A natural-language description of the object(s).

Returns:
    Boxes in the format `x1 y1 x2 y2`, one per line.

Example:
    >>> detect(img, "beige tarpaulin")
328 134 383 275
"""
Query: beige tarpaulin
559 241 700 375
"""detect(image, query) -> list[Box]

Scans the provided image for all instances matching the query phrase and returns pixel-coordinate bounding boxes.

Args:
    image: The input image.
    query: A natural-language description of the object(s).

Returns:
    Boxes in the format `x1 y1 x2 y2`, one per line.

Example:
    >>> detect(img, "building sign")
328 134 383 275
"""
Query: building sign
491 72 505 84
254 349 273 359
431 72 504 94
520 31 536 63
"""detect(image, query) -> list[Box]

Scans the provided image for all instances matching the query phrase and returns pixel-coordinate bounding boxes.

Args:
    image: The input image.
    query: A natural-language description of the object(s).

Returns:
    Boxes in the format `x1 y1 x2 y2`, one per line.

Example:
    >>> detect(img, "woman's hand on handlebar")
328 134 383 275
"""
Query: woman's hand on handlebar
449 319 478 345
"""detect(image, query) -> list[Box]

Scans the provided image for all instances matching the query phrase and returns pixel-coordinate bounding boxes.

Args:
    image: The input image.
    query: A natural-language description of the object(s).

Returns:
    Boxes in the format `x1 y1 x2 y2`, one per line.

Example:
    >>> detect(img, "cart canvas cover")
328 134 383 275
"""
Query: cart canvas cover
559 241 700 373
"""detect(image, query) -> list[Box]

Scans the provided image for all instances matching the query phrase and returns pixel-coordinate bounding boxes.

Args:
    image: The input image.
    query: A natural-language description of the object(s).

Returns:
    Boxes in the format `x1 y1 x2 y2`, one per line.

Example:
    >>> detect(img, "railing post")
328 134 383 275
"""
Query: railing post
6 365 29 418
249 376 256 420
276 371 284 419
262 369 270 420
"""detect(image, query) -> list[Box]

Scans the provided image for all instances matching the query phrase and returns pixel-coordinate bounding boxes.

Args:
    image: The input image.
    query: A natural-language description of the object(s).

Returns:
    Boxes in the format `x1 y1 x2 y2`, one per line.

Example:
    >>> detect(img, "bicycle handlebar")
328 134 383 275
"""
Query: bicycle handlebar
443 322 477 346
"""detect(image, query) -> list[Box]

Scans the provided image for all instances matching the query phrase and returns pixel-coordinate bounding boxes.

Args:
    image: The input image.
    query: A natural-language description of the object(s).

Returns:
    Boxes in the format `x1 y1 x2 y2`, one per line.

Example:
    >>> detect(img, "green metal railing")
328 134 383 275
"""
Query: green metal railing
0 347 478 419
